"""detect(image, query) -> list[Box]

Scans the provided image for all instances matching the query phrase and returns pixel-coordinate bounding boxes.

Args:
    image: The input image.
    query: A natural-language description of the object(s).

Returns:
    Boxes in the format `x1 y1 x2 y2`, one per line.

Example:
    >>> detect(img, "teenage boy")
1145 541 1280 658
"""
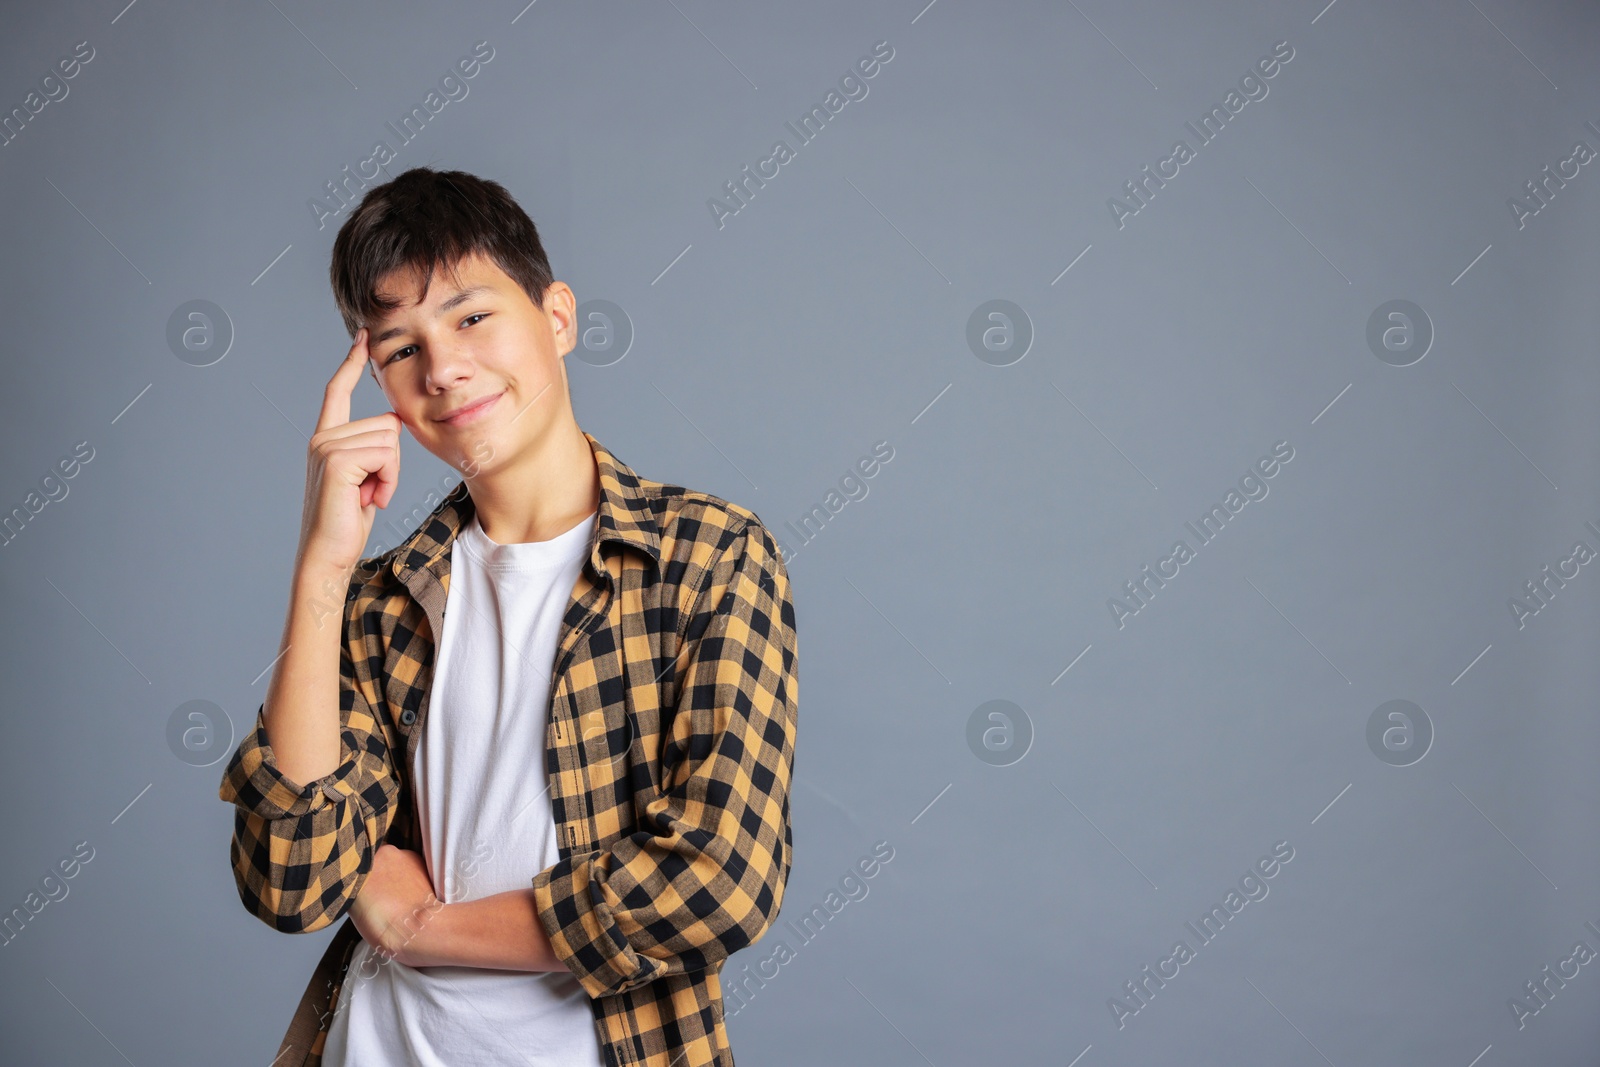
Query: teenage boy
218 167 799 1067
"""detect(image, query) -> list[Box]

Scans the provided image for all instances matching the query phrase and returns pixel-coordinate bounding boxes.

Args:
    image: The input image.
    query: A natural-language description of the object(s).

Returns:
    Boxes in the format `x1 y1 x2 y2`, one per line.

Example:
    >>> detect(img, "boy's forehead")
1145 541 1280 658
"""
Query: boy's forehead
374 252 504 305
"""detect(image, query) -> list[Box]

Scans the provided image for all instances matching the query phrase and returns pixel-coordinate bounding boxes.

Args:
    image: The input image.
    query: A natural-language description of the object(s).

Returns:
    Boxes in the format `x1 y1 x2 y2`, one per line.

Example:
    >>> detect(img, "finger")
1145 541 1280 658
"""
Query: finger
340 427 401 504
331 443 400 490
358 457 397 511
338 438 399 510
314 328 370 436
323 426 399 452
373 426 401 510
317 410 401 440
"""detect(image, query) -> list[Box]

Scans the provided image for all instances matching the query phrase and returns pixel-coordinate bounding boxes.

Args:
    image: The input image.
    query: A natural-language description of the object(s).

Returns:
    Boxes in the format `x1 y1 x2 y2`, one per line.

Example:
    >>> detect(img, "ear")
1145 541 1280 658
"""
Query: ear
545 282 578 357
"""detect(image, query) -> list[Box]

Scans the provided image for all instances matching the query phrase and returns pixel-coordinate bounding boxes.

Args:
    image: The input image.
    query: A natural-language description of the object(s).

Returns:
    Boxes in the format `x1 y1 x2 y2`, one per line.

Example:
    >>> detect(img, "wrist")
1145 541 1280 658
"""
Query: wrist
295 552 357 591
291 557 360 631
392 899 453 968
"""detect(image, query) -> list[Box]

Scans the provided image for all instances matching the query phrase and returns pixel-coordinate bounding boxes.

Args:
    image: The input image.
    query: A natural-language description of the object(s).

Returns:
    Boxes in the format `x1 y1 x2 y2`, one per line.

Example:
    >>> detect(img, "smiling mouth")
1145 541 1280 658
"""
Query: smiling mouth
436 391 504 425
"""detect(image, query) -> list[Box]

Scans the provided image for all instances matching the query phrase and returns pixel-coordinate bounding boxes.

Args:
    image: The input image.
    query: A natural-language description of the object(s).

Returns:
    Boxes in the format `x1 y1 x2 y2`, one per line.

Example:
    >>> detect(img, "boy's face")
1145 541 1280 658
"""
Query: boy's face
364 251 575 479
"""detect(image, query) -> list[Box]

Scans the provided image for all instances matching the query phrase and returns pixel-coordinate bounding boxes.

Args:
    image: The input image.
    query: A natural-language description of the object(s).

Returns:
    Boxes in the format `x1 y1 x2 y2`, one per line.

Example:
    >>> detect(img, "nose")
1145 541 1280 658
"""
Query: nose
424 342 475 393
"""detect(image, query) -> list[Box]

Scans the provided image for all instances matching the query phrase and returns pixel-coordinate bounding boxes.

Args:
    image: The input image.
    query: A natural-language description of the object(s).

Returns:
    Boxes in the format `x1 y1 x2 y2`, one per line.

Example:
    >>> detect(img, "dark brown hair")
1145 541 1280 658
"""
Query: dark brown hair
328 166 554 338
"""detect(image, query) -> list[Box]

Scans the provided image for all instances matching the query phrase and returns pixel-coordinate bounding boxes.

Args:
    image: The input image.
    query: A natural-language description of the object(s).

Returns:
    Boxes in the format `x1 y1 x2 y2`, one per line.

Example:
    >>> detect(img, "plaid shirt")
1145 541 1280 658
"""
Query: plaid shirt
218 431 798 1067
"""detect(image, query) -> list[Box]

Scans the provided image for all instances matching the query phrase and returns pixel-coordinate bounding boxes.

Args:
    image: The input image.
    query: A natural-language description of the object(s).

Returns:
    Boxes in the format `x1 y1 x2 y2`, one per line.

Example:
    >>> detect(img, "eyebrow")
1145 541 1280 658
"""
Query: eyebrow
371 284 494 345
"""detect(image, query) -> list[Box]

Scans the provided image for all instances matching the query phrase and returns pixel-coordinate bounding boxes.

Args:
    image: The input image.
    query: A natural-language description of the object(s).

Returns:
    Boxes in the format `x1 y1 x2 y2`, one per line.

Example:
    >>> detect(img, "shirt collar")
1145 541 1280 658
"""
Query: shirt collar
387 430 661 583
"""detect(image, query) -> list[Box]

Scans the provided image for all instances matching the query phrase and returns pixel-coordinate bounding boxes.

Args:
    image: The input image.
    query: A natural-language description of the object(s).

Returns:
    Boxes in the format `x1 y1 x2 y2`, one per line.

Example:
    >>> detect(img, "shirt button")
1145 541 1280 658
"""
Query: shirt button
400 708 417 726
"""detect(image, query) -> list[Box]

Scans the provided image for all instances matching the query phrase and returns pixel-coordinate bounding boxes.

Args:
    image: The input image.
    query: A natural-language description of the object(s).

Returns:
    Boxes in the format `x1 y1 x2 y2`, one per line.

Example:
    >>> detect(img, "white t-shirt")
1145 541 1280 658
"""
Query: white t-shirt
322 506 606 1067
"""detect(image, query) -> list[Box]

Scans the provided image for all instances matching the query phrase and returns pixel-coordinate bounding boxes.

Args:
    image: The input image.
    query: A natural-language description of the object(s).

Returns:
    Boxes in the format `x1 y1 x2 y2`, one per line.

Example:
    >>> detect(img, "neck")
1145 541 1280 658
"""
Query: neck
465 416 598 545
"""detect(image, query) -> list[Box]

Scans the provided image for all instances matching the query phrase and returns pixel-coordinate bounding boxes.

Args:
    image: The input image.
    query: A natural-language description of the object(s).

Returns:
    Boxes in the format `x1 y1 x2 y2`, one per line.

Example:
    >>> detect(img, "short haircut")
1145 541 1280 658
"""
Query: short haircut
328 166 554 338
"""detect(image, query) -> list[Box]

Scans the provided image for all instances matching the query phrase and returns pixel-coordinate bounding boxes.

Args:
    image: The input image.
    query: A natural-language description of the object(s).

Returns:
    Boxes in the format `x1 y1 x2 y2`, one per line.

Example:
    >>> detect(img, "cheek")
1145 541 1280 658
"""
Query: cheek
377 383 412 428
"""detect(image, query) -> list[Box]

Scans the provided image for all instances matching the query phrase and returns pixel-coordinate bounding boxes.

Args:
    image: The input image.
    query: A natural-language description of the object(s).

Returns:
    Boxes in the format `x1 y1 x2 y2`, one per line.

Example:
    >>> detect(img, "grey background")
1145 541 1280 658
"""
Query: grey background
1 0 1597 1064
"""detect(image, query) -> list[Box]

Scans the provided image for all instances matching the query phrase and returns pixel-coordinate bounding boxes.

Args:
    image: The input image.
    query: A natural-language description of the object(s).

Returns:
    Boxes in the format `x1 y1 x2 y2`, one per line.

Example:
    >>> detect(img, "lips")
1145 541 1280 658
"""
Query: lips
436 390 503 425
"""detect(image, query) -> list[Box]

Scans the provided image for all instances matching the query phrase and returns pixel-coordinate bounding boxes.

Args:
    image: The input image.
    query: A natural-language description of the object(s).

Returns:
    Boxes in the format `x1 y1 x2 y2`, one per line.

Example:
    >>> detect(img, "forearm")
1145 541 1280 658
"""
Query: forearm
398 887 570 973
263 555 358 785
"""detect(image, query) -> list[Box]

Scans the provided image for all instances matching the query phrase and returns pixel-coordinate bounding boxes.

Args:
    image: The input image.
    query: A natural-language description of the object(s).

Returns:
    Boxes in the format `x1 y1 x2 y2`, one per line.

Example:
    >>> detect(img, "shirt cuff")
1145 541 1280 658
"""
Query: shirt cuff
531 850 656 1000
217 702 367 822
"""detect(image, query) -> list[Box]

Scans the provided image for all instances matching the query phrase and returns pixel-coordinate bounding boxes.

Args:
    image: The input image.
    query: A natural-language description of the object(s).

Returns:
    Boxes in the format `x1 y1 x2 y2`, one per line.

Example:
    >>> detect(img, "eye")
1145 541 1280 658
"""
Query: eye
382 314 488 367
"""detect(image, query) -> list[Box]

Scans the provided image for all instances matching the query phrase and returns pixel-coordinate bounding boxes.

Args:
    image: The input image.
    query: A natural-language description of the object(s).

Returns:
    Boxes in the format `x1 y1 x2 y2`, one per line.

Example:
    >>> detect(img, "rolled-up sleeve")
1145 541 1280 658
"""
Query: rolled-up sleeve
218 633 400 934
532 516 799 999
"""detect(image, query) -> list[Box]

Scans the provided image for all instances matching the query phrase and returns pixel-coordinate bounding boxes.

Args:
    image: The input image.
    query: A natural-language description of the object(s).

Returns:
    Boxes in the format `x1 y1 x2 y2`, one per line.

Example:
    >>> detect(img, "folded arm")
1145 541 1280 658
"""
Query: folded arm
389 882 569 972
530 516 800 1000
